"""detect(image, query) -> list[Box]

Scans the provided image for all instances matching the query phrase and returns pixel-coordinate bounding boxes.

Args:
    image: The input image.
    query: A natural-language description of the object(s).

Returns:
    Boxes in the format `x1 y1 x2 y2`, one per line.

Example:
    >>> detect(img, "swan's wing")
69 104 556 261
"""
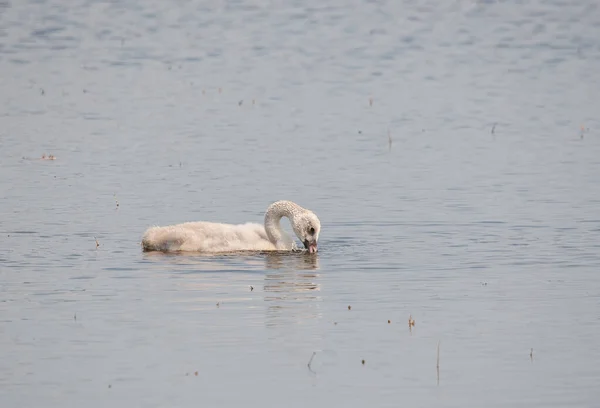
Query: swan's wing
142 221 276 252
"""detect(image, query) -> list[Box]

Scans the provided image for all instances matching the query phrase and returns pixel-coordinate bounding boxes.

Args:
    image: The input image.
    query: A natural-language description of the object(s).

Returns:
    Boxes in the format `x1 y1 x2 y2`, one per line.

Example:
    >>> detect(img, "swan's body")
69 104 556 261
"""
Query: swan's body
141 200 321 253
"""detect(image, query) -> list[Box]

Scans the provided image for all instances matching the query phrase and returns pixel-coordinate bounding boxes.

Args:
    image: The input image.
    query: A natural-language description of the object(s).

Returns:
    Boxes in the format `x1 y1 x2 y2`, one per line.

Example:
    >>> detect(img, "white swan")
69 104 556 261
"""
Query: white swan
141 200 321 253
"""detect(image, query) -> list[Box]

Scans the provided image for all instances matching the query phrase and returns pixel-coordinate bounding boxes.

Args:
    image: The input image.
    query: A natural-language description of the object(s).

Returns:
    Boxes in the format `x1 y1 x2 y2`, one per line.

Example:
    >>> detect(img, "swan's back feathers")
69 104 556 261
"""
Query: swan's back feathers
142 221 276 252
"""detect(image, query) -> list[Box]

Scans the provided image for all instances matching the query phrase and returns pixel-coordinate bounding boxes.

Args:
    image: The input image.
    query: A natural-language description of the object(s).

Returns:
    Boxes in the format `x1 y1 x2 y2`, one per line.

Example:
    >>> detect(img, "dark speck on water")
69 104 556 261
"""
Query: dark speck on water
1 0 599 407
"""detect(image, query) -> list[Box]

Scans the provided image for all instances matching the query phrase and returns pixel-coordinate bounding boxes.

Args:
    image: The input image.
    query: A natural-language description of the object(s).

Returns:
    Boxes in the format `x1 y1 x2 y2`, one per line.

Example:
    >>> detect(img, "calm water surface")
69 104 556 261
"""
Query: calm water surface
1 0 600 406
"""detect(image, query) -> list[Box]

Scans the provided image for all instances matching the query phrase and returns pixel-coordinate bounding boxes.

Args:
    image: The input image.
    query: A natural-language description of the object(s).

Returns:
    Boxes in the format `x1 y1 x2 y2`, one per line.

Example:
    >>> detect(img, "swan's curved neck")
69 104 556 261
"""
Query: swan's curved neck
264 200 302 248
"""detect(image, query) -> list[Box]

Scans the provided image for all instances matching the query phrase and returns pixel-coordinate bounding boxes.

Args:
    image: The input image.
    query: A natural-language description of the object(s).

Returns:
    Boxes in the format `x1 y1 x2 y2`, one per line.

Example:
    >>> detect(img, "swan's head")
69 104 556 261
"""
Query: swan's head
293 211 321 253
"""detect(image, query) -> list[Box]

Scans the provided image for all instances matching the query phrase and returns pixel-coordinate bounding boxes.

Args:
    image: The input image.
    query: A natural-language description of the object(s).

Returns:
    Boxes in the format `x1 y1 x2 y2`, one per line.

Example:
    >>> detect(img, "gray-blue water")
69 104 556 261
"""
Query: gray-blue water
1 0 600 406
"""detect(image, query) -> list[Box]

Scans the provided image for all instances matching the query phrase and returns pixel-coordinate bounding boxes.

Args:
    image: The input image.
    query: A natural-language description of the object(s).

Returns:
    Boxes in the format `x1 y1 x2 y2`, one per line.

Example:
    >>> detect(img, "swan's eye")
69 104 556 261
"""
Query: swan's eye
309 227 315 235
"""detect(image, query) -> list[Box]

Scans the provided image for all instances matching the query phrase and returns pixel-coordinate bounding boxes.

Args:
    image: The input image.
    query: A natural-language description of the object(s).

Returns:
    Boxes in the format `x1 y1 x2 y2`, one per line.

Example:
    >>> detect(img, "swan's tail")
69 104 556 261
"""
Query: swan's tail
141 226 183 252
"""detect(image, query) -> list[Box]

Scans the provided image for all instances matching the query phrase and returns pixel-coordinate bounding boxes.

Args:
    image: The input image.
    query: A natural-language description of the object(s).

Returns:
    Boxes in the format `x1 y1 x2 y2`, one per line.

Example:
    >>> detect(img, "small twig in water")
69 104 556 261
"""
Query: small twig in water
491 123 497 134
530 348 533 362
307 352 316 373
437 340 440 386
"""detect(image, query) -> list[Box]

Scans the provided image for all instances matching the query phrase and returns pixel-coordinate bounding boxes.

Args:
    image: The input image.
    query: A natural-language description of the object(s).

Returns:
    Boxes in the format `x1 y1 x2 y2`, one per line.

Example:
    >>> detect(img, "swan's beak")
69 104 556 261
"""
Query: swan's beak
304 239 318 253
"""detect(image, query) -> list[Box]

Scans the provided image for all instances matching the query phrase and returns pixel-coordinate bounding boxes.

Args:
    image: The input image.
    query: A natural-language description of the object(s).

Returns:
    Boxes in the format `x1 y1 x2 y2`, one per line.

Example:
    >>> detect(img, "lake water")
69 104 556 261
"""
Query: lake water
1 0 600 406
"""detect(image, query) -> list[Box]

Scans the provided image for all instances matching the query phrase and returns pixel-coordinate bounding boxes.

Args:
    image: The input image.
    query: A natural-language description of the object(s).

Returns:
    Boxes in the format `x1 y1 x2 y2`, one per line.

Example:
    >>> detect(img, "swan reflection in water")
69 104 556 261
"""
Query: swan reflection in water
262 252 321 328
264 251 319 270
142 250 322 326
141 249 319 271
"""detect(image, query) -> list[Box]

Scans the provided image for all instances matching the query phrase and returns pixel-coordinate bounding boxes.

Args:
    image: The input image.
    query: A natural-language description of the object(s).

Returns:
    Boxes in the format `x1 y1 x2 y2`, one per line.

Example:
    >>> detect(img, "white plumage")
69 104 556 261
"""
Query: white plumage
141 200 321 253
